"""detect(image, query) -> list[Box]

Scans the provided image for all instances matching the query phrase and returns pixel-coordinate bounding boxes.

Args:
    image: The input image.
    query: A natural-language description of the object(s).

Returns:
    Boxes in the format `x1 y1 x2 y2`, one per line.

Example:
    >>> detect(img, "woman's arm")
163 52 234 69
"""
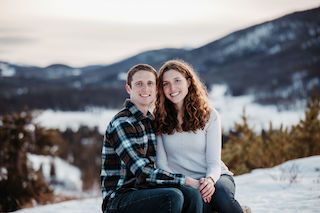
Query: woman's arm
205 109 222 183
156 135 173 173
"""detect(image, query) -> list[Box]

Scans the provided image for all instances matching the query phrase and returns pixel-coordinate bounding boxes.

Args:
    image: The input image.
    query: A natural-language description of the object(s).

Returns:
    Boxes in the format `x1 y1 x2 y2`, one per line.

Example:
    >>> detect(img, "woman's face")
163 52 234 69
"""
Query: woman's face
162 69 190 109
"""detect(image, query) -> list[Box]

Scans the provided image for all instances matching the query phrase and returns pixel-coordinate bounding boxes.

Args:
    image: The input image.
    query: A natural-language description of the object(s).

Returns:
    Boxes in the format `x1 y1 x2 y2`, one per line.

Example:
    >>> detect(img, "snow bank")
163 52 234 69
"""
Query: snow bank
27 153 82 192
14 198 101 213
235 155 320 212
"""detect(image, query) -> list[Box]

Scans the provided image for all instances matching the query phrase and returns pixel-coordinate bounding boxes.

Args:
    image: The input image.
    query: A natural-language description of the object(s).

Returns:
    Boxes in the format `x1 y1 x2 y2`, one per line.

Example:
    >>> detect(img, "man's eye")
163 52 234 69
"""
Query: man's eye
136 82 142 86
148 82 154 86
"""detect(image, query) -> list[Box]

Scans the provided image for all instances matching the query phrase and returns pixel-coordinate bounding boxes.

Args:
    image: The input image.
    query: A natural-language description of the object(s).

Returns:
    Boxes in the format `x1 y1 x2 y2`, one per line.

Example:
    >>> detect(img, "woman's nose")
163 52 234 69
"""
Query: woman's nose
169 84 175 92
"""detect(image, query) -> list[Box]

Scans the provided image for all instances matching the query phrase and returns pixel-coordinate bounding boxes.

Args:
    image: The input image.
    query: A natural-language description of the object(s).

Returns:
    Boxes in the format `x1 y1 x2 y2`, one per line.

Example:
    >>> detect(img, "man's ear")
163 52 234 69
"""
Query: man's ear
125 84 131 94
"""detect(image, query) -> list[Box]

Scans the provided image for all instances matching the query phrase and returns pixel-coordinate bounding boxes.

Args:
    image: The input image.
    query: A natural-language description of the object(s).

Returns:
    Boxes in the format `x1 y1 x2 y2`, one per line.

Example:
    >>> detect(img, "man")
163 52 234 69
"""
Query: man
101 64 203 213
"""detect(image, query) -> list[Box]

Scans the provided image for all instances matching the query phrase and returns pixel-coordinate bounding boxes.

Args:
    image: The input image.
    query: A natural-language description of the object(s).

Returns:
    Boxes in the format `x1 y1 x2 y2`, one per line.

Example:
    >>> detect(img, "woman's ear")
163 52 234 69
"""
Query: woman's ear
187 78 191 87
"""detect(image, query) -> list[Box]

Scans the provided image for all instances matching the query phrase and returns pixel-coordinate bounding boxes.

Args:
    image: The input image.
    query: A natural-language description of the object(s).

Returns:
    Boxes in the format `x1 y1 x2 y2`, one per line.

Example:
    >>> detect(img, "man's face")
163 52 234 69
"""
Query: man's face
126 70 157 111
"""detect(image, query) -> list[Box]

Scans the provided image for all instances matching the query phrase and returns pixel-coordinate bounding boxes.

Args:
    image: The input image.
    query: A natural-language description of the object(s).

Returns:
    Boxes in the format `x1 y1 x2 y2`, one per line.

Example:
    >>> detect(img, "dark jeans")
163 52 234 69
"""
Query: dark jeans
203 174 243 213
104 186 203 213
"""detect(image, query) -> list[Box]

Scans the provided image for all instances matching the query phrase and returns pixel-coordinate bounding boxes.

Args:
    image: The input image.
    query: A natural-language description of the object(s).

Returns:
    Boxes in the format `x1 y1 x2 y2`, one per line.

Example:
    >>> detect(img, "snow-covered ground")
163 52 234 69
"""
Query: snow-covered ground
235 155 320 212
27 153 83 195
15 155 320 213
209 84 305 132
34 84 305 134
34 108 118 134
14 198 102 213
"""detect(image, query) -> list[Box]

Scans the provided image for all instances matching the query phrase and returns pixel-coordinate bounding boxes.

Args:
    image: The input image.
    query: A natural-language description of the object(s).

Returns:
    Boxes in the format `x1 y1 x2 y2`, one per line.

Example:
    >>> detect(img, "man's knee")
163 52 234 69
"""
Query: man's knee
183 186 202 202
163 188 184 212
177 186 203 213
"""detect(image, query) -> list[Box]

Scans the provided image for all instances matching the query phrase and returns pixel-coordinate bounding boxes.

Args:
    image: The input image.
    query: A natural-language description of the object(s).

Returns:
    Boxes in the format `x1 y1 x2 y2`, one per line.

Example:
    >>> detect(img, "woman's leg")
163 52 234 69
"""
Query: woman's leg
210 174 243 213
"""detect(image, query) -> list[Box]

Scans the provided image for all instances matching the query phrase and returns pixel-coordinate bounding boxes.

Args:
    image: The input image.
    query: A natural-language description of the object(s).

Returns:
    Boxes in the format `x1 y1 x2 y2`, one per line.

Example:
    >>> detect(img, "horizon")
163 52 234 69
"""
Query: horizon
0 0 319 67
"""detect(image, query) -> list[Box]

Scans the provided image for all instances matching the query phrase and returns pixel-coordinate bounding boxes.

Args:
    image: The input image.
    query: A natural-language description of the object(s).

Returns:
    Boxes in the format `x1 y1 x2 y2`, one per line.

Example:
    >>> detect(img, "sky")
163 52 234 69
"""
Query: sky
0 0 319 67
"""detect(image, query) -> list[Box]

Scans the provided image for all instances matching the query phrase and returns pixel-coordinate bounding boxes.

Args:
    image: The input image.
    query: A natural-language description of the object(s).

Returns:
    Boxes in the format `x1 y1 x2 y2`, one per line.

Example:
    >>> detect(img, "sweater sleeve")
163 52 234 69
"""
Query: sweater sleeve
205 109 222 183
156 135 173 173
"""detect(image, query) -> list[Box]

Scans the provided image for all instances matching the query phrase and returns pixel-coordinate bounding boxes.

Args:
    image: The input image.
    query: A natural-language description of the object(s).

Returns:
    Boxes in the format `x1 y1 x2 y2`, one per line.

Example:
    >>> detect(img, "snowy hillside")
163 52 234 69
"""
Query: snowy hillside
15 155 320 213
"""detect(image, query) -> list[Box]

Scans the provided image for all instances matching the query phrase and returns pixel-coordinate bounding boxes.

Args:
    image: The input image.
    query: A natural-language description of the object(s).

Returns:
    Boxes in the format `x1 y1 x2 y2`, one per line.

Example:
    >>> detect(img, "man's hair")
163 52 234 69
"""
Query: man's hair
126 64 157 87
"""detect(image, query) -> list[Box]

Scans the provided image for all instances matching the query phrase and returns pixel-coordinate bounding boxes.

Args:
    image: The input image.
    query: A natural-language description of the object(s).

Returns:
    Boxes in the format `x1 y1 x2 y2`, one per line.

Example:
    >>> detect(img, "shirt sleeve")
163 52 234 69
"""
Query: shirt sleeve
108 120 185 186
156 135 173 173
205 109 222 183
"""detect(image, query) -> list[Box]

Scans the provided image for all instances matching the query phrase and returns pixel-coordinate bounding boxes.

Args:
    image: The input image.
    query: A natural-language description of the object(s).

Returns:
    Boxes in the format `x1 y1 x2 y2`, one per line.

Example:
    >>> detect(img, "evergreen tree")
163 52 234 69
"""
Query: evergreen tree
222 88 320 175
290 88 320 157
0 110 62 212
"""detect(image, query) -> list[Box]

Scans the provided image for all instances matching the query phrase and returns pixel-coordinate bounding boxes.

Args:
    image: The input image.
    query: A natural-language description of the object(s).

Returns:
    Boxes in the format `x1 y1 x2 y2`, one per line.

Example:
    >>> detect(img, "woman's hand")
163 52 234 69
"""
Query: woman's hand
198 177 215 203
185 176 200 189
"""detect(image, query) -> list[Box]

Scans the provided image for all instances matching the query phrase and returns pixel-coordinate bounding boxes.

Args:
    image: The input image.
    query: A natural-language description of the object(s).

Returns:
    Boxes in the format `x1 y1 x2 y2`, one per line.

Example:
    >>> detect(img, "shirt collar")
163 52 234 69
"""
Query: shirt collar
124 99 154 121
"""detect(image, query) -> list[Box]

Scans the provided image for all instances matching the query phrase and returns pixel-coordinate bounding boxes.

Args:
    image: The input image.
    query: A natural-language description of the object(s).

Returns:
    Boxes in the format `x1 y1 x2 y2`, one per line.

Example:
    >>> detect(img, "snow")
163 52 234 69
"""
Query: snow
0 62 16 77
14 155 320 213
223 23 273 56
14 198 101 213
34 108 119 134
235 156 320 212
268 44 281 55
0 167 8 181
117 72 127 81
35 85 304 134
27 153 83 192
209 84 304 132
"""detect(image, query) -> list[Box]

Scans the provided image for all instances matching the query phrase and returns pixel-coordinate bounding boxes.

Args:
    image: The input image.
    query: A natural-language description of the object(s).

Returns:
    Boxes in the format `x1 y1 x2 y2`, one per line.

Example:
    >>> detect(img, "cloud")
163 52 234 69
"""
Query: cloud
0 36 35 46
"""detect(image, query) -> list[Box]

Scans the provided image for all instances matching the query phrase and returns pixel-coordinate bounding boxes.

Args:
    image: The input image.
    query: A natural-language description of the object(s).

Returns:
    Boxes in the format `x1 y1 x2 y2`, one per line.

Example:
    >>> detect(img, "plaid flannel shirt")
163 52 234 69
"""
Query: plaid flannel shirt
101 100 185 206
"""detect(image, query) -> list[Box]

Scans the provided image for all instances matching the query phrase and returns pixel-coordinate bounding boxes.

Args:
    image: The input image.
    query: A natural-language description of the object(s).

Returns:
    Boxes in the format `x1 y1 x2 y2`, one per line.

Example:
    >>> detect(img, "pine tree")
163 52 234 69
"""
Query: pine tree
222 88 320 176
290 88 320 157
0 110 63 212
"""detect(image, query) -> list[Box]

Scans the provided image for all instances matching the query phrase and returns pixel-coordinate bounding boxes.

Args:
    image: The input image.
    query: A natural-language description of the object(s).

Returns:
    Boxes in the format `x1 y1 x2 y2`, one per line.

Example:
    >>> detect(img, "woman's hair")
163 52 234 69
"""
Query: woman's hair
153 59 211 135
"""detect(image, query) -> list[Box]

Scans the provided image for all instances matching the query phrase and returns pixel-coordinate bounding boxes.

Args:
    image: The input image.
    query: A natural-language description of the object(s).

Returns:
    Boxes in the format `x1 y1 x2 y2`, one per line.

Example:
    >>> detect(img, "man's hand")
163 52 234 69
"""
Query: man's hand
198 177 215 203
185 176 200 189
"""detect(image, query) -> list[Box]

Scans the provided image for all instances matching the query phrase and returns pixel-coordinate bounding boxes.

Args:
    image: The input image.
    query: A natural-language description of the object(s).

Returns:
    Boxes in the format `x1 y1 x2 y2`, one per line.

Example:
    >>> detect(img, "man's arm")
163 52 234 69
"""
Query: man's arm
108 120 185 186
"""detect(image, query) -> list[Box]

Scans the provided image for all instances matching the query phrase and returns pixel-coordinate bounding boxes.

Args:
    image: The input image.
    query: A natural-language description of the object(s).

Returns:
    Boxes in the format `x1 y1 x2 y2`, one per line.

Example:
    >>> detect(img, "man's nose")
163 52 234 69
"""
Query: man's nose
141 84 148 91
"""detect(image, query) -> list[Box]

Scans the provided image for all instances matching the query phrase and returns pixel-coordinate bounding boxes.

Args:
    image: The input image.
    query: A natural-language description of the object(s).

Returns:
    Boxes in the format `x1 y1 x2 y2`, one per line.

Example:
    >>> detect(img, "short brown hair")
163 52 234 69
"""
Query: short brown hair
126 64 157 87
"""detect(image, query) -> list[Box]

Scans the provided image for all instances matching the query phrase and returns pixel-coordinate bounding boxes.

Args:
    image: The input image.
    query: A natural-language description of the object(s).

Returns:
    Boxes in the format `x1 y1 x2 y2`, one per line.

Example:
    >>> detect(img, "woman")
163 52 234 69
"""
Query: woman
154 59 243 213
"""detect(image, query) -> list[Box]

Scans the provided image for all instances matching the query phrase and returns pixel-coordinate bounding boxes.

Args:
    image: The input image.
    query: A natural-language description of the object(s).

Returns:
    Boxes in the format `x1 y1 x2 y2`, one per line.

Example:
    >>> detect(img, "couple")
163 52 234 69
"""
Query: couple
101 60 243 213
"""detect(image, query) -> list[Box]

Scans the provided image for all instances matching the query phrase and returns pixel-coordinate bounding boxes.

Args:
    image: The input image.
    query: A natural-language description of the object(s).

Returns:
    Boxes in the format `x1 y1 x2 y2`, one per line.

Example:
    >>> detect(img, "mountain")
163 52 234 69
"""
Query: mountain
0 7 319 112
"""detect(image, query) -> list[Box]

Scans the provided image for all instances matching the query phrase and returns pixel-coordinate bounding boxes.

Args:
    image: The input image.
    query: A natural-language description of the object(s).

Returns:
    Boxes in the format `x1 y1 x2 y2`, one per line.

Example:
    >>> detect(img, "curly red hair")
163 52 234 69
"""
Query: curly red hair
153 59 211 135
